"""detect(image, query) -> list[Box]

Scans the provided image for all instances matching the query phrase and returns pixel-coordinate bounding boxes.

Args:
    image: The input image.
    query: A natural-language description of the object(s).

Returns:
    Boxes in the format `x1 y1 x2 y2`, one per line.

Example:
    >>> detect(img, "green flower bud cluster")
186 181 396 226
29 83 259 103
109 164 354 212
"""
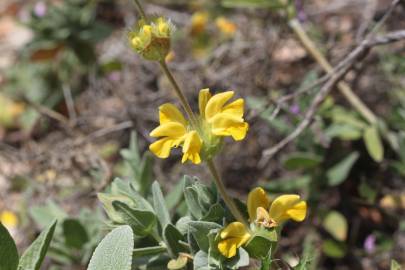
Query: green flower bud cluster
129 17 172 61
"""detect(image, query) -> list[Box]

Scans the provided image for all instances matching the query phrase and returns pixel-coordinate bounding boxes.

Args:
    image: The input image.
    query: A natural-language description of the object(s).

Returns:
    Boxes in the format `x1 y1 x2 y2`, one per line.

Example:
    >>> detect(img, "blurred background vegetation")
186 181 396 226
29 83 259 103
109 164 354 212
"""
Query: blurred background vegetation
0 0 404 269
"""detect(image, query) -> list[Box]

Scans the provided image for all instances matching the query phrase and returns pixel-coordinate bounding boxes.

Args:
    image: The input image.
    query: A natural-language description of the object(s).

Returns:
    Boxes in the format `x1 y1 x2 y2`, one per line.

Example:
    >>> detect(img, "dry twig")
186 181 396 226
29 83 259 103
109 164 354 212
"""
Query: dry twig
259 29 405 166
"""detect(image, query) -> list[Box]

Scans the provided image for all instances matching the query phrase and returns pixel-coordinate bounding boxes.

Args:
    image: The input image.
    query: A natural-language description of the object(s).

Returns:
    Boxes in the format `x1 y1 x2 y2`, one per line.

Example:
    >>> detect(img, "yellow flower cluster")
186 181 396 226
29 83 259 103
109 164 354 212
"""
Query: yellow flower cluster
215 17 237 36
190 11 209 36
218 187 307 258
190 12 237 37
129 17 172 61
149 89 249 164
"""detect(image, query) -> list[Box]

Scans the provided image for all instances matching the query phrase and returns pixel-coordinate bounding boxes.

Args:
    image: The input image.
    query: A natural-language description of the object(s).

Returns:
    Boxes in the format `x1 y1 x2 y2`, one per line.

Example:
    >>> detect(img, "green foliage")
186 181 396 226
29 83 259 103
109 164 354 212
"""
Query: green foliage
0 222 19 270
326 152 359 186
363 125 384 162
163 224 186 258
112 201 157 237
18 220 57 270
87 226 134 270
29 202 103 266
188 221 222 252
62 219 89 249
120 132 154 196
322 211 348 242
322 239 346 258
152 181 172 229
245 230 276 259
283 152 322 170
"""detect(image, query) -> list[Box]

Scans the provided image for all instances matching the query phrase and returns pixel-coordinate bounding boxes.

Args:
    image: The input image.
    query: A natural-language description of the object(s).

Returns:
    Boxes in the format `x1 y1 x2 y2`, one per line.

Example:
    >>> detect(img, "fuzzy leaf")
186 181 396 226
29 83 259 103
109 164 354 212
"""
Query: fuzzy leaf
87 225 134 270
188 221 221 252
112 201 156 237
152 181 171 228
18 220 57 270
163 224 186 258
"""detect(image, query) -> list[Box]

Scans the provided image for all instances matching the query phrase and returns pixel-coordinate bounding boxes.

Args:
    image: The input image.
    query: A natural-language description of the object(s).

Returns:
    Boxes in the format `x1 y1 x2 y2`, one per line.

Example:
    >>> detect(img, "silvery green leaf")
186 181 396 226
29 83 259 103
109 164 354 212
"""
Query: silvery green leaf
152 181 171 228
87 226 134 270
18 220 57 270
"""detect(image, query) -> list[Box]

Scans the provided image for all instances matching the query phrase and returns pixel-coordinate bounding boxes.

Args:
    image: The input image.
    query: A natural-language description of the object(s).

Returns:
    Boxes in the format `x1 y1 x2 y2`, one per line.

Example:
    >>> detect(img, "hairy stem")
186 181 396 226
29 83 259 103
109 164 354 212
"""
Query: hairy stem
206 160 249 227
289 18 378 125
132 0 147 21
159 60 199 127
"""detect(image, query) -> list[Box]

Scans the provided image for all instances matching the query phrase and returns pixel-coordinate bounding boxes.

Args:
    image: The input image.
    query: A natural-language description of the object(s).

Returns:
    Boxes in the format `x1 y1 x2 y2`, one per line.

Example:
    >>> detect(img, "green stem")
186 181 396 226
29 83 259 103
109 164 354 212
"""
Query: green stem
132 0 147 21
289 18 378 125
133 0 248 228
206 159 249 227
159 60 199 127
159 59 247 226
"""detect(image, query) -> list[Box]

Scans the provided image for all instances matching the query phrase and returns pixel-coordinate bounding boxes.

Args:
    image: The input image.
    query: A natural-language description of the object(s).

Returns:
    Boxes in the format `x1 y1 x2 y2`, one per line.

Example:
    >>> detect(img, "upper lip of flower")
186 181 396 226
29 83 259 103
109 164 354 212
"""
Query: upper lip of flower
247 187 307 227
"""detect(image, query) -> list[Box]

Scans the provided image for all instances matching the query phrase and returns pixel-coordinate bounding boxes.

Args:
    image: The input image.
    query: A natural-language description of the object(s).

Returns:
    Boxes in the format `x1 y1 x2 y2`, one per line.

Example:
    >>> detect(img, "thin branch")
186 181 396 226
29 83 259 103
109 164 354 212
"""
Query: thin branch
85 121 133 142
21 96 71 127
62 84 77 124
259 30 405 166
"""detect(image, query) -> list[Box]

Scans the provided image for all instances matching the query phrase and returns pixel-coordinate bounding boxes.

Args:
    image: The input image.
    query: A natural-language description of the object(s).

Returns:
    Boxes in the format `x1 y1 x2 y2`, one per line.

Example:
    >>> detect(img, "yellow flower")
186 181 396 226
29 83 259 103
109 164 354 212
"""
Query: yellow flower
129 17 172 61
149 104 202 164
199 89 248 141
218 222 251 258
190 11 209 36
247 187 307 228
1 210 18 229
215 17 237 35
149 89 248 164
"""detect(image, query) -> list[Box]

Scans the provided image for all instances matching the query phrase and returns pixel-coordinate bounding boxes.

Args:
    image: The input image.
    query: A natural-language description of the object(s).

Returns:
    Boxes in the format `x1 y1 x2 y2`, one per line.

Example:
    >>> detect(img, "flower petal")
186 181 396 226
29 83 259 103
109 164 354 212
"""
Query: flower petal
159 103 187 126
218 222 251 258
149 137 176 158
220 221 249 239
149 122 186 138
181 131 202 164
205 91 234 120
222 98 244 119
247 187 270 222
286 200 307 222
198 88 211 117
218 238 239 258
210 113 248 141
268 195 307 223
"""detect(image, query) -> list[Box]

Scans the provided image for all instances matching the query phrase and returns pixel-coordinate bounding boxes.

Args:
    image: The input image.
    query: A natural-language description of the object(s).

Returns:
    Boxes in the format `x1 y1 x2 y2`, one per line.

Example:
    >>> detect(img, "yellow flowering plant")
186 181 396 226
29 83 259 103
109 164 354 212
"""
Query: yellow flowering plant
88 1 310 269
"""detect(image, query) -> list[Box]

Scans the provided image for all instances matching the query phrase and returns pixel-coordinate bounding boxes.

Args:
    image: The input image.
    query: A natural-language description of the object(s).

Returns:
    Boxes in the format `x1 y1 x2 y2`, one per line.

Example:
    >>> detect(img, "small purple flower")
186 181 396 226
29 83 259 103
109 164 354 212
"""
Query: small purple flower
34 2 47 17
107 71 121 82
295 0 307 23
364 234 376 254
289 104 301 115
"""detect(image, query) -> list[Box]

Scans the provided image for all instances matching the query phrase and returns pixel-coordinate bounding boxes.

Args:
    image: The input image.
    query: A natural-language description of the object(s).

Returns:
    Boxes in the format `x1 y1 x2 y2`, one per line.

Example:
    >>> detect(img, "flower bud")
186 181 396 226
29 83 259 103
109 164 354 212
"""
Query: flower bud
129 17 172 61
